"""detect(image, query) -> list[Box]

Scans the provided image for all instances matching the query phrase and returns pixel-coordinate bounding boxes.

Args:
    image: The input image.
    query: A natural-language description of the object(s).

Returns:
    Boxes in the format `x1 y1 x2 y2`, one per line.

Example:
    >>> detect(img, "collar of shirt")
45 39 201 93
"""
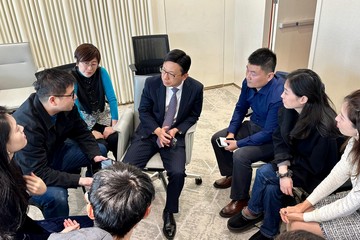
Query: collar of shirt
254 78 274 96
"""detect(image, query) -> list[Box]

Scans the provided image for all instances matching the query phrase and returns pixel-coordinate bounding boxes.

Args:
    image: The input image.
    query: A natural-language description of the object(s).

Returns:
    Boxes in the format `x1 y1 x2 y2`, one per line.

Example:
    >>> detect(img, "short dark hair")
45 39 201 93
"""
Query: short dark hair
89 162 155 238
276 230 325 240
248 48 277 73
74 43 101 64
34 68 76 101
163 49 191 74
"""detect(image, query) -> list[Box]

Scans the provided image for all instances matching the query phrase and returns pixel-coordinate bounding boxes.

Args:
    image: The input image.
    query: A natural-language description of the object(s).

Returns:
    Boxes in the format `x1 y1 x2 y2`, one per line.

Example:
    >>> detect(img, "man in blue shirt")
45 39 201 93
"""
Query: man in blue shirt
211 48 285 218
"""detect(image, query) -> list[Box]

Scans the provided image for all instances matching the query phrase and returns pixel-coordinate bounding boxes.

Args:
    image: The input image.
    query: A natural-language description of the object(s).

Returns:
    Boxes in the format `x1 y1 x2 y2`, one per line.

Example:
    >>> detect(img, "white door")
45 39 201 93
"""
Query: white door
265 0 317 72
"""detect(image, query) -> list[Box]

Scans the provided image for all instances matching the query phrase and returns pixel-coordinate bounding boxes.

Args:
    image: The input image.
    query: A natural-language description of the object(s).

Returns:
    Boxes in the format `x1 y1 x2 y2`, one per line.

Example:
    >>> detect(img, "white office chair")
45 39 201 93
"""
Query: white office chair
0 42 37 111
114 75 202 188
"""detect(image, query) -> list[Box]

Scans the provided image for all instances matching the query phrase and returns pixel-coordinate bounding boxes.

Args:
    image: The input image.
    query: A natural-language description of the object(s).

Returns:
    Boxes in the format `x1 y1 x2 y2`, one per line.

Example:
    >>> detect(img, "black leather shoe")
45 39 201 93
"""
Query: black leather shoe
249 230 273 240
163 210 176 239
213 176 232 189
227 211 263 233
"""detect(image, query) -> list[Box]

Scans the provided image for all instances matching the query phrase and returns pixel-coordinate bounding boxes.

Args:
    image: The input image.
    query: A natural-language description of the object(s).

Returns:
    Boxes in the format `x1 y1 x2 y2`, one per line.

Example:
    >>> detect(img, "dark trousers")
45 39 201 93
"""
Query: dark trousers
30 140 107 219
211 121 274 200
17 215 93 240
97 131 118 160
123 134 186 213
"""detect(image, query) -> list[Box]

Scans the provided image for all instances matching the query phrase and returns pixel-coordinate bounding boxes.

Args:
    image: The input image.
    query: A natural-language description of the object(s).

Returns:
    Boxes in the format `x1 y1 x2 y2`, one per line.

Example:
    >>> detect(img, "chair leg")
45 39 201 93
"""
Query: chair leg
158 171 168 190
145 170 168 190
185 172 202 185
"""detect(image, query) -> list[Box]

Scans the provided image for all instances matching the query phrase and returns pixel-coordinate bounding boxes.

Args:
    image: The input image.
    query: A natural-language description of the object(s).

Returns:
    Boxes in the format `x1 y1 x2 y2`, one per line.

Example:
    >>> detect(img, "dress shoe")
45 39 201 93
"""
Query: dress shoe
219 199 248 218
162 210 176 239
213 176 232 189
249 230 273 240
227 211 263 233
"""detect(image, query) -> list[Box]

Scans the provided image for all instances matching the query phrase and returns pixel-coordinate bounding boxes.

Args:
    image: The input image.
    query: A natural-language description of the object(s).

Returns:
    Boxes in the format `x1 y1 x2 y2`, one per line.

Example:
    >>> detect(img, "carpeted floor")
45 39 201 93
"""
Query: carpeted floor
28 85 264 239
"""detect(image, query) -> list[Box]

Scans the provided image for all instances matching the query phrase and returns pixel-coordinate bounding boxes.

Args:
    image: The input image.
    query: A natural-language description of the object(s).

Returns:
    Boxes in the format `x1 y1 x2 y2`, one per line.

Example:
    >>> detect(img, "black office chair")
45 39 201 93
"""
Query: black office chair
35 63 76 79
130 34 170 75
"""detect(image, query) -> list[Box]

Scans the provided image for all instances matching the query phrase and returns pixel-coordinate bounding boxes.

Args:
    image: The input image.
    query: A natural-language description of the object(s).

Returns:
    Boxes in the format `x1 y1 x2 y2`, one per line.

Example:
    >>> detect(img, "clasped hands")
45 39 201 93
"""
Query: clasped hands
155 126 178 148
279 204 306 223
92 126 115 139
280 199 313 224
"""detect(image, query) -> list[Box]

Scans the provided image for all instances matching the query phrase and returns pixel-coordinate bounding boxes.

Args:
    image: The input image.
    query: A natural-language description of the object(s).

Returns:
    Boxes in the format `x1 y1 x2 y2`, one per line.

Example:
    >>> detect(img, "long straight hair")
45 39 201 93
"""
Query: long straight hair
286 69 340 139
344 90 360 176
0 107 28 237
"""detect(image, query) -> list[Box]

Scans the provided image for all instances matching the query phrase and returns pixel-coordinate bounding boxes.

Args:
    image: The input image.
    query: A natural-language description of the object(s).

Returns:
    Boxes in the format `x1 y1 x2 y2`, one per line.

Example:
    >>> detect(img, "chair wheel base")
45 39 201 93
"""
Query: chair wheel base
195 178 202 185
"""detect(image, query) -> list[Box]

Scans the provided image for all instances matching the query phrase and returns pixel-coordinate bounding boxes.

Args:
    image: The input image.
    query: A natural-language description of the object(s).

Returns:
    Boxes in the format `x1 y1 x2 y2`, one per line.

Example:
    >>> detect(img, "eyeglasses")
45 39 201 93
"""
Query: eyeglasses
159 67 180 79
53 90 75 99
80 61 99 69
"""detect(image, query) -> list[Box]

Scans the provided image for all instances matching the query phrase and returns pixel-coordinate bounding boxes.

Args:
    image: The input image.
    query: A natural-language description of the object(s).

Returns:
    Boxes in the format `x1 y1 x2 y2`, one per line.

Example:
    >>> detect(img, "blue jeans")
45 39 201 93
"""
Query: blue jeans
30 140 107 219
247 163 283 238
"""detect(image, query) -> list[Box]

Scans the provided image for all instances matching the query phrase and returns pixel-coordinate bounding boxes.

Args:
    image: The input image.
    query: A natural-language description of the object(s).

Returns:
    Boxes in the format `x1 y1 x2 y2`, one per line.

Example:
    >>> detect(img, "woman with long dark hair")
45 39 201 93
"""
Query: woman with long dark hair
0 106 92 239
280 89 360 239
227 69 345 239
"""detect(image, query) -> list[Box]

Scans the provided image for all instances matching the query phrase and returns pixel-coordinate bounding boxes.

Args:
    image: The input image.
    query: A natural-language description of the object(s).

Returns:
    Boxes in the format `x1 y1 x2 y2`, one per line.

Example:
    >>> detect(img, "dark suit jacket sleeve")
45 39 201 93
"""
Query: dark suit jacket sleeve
138 77 164 136
174 78 204 134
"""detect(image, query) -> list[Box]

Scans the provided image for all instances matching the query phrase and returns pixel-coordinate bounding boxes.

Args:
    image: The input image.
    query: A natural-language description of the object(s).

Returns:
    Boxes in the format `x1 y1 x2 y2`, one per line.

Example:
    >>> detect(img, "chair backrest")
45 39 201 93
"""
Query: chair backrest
133 74 161 129
0 42 37 89
0 42 37 111
132 34 169 75
35 63 76 79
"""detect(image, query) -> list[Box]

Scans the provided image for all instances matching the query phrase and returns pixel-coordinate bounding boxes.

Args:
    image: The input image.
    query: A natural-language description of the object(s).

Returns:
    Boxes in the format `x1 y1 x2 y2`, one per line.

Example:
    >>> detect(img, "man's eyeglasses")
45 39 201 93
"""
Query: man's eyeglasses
159 67 180 79
53 91 75 99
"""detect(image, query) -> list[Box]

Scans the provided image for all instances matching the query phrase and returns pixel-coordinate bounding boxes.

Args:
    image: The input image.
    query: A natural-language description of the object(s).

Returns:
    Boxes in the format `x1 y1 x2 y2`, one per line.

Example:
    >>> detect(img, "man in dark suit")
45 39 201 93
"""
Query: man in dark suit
123 49 203 239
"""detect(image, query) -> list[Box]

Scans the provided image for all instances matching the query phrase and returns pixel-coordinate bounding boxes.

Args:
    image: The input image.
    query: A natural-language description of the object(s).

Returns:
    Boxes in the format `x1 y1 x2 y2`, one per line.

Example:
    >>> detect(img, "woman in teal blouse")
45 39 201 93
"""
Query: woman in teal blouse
72 43 119 160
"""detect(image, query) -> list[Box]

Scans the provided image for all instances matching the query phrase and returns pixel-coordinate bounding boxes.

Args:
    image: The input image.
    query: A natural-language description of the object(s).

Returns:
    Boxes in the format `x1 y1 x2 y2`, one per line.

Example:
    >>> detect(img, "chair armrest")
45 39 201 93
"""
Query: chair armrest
184 123 197 164
113 108 134 160
129 64 137 72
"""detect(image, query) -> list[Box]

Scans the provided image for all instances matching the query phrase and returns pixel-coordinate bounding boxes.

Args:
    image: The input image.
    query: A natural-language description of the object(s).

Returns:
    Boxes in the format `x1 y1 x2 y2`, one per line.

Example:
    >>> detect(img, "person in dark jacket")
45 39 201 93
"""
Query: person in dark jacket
13 69 109 219
0 106 92 240
227 69 345 239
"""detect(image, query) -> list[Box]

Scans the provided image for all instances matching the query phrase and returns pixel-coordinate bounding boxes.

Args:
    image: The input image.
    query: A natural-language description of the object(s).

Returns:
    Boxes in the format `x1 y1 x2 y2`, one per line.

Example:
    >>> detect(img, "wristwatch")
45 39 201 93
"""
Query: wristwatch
276 169 293 178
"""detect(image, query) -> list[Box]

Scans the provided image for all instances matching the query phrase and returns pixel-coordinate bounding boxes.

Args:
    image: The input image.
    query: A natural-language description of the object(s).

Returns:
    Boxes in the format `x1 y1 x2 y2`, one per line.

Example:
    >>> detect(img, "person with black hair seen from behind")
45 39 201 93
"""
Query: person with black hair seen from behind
280 89 360 239
48 162 155 240
13 69 109 219
211 48 285 218
122 49 204 239
71 43 119 161
227 69 344 239
275 230 325 240
0 106 93 240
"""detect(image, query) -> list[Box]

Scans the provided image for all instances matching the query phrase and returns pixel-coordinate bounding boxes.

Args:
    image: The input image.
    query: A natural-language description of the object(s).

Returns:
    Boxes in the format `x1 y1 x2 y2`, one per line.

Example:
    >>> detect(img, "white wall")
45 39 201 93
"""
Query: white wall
149 1 268 88
233 1 267 86
309 0 360 109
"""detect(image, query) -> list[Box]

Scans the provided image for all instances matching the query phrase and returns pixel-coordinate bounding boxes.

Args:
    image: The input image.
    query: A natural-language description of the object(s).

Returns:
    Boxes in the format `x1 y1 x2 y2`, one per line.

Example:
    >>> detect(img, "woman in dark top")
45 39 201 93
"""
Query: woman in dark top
0 106 92 240
72 43 119 160
227 69 345 239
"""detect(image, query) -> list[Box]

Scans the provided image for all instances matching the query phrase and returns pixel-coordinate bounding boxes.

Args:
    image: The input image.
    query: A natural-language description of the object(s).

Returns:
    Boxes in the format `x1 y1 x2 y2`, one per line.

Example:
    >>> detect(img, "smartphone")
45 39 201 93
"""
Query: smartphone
216 137 228 147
